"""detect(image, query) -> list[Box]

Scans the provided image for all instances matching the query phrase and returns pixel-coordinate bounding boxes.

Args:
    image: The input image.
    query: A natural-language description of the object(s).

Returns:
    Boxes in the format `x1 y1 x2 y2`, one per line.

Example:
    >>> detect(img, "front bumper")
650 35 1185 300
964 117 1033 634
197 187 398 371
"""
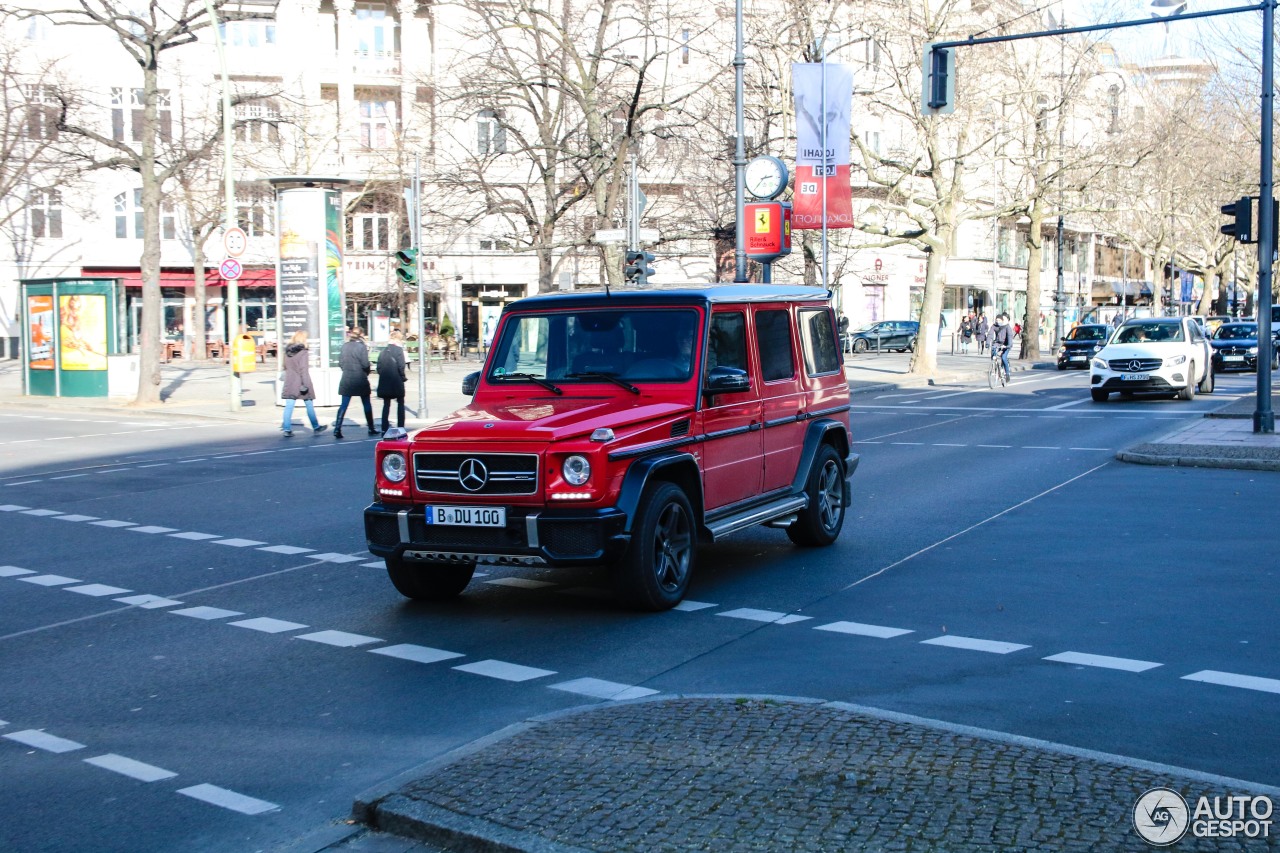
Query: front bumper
1090 370 1185 392
1057 351 1094 368
364 502 629 567
1212 352 1257 372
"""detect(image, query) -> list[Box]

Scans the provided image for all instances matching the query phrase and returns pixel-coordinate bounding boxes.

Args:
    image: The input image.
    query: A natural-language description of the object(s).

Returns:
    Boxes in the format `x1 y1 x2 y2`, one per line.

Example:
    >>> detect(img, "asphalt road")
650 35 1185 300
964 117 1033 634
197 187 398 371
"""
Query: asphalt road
0 368 1276 852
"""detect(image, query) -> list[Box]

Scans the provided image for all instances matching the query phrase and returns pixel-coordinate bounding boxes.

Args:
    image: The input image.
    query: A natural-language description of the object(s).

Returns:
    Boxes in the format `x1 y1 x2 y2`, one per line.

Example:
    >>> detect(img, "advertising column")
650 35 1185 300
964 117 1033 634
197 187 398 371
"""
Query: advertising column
272 178 350 406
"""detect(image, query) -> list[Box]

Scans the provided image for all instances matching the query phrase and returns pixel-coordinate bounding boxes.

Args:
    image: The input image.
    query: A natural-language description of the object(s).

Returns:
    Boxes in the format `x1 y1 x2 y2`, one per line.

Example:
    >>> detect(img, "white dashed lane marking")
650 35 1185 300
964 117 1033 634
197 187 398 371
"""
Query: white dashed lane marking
673 600 717 611
370 644 465 665
4 730 85 753
169 532 222 541
306 552 363 563
21 509 62 517
171 606 244 621
65 584 132 597
717 608 812 625
211 538 266 548
453 659 557 682
921 635 1030 654
0 566 35 577
18 575 80 586
177 783 279 815
128 526 178 534
229 617 309 634
550 677 659 701
116 594 183 608
295 630 382 648
1183 670 1280 694
815 621 913 639
260 545 314 555
52 513 97 521
1044 651 1162 672
90 519 135 528
84 753 178 782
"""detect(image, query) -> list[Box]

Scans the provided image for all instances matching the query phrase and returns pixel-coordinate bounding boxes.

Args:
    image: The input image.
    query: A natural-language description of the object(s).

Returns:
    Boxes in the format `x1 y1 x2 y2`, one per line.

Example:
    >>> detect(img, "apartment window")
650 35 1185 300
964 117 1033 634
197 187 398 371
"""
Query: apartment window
861 38 881 69
359 99 395 148
114 189 176 240
866 131 881 154
351 213 393 251
479 238 512 251
23 85 59 140
28 189 62 238
1108 85 1120 134
235 98 281 144
681 29 690 64
220 20 276 48
355 3 395 58
26 14 52 40
477 109 506 155
236 183 273 236
111 87 172 143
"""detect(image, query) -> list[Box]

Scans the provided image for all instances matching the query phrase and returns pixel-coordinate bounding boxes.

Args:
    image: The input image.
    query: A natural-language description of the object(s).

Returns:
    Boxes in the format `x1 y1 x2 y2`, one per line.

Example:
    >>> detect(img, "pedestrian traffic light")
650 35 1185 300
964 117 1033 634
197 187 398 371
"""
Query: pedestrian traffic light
394 248 418 284
624 250 656 284
1220 197 1252 243
921 44 955 116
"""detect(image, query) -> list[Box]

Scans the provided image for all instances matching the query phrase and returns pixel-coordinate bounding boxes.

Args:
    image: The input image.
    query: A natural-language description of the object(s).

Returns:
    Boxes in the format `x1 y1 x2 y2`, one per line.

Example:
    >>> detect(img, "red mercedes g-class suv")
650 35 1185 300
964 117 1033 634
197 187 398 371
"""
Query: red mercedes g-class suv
364 284 857 610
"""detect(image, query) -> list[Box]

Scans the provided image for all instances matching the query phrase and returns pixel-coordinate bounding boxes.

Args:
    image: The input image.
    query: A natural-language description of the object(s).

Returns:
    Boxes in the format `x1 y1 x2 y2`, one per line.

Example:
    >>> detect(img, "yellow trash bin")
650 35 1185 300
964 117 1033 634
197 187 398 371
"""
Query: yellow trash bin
231 334 257 374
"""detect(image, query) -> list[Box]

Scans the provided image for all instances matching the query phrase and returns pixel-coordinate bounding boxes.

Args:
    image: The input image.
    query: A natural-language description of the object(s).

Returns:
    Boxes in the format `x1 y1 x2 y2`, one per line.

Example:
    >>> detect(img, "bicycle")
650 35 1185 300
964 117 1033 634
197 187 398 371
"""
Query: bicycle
988 344 1009 389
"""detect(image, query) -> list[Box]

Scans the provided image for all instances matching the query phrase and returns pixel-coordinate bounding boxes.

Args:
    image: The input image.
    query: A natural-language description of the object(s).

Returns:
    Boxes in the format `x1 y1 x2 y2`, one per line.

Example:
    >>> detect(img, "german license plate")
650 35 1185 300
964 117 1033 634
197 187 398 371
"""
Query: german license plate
425 506 506 527
1069 355 1085 361
1225 355 1244 362
1120 372 1149 381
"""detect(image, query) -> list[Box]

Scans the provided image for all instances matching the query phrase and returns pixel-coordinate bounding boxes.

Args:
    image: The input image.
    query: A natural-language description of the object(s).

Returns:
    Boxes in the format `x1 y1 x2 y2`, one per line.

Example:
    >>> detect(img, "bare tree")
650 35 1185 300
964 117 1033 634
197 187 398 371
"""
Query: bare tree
10 0 274 404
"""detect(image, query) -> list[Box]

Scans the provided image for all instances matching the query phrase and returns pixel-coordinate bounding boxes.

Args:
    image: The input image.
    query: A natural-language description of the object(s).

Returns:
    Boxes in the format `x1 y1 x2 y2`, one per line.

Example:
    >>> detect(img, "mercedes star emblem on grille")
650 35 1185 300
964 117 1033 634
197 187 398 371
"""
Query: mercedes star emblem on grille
1129 359 1142 371
458 458 489 491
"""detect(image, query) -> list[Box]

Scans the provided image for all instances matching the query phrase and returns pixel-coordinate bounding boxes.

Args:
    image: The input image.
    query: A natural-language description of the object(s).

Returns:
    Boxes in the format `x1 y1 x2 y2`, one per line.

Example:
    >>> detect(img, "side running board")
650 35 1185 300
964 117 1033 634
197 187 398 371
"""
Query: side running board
705 495 808 540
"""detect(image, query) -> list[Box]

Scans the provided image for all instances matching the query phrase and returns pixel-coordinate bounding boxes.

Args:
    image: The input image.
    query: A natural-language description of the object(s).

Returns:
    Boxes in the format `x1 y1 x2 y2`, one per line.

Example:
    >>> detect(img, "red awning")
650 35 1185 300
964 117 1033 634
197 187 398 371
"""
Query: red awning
80 267 276 288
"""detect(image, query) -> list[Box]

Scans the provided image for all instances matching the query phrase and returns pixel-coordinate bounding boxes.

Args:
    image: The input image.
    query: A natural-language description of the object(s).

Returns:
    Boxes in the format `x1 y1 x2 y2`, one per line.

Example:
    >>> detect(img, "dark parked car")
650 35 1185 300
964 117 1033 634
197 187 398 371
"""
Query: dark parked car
847 320 919 353
1210 322 1278 372
1056 323 1111 369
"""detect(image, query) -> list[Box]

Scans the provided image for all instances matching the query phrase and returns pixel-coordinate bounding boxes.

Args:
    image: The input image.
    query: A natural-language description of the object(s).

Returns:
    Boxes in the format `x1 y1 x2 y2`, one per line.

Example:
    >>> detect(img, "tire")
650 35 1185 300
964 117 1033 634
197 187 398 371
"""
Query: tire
1178 364 1197 401
787 444 846 547
907 336 916 352
1091 389 1109 402
988 361 998 390
999 360 1008 387
1198 361 1215 394
385 554 475 601
1057 363 1066 371
616 481 695 611
852 338 869 354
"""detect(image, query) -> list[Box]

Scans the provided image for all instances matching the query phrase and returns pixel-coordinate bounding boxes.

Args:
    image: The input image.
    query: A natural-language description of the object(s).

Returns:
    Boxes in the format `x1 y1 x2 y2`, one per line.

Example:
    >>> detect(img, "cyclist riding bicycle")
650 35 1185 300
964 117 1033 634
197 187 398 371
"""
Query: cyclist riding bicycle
990 313 1013 379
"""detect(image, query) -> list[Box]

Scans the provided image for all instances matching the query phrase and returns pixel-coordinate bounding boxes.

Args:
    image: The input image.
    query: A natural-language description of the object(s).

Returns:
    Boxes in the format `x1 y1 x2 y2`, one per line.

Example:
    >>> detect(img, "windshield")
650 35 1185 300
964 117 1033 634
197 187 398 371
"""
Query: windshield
1065 326 1107 342
1114 322 1183 344
1214 324 1258 340
488 308 702 384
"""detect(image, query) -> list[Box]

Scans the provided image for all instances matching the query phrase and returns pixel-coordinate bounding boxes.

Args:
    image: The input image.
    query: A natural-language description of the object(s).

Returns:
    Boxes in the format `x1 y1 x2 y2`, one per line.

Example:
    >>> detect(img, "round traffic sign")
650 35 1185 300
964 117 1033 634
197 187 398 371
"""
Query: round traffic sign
219 257 243 280
223 227 248 257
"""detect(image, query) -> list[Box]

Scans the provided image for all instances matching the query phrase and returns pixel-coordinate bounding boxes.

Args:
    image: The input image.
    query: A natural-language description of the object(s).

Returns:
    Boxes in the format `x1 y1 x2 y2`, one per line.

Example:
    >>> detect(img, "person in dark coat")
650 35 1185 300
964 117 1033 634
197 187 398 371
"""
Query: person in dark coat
333 327 376 439
376 329 408 434
975 313 990 354
280 329 326 437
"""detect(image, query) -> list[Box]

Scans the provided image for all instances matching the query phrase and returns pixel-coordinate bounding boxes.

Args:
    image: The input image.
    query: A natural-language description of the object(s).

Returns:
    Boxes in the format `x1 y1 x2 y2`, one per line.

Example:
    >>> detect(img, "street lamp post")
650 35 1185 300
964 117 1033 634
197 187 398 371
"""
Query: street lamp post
204 0 240 411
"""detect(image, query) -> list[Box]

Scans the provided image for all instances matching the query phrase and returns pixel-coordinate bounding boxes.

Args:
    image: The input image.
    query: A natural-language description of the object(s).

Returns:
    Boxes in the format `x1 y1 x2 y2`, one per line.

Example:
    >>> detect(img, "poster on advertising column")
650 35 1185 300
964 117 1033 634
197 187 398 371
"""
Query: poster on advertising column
792 62 854 230
325 191 345 367
278 190 321 355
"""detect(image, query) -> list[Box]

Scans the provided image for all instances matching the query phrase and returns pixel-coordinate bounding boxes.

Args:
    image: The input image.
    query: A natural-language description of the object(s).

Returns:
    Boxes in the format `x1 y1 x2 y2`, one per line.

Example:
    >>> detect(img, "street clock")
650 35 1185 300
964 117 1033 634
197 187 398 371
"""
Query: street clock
745 155 790 200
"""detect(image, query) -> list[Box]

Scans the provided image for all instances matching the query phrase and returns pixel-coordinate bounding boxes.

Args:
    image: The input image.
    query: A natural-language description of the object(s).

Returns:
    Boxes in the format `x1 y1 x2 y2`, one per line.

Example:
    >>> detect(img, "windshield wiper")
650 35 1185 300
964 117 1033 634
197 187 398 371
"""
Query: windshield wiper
494 372 563 395
567 372 641 395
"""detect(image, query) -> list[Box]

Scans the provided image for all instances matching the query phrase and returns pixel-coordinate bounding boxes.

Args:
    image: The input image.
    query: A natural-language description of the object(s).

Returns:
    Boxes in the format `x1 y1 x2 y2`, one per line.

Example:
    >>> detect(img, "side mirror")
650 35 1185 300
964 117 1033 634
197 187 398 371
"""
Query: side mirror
702 366 750 396
462 371 480 396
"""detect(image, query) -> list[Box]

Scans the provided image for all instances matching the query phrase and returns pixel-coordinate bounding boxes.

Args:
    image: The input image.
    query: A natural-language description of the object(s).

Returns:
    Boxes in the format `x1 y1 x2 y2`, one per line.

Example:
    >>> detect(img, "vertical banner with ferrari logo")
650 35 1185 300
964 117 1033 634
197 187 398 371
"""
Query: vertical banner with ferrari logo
792 63 854 230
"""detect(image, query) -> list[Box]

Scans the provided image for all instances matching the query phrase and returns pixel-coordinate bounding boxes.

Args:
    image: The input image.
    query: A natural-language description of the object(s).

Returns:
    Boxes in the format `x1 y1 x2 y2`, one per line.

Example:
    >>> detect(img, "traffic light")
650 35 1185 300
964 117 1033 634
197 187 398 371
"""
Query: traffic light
394 248 418 284
624 250 656 284
922 44 955 115
1220 197 1252 243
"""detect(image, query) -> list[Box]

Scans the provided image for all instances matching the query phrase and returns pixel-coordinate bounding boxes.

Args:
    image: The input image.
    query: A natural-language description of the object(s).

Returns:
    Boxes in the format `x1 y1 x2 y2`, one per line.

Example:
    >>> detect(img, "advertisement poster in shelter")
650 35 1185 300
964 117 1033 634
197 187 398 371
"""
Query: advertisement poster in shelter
28 294 54 369
58 293 108 371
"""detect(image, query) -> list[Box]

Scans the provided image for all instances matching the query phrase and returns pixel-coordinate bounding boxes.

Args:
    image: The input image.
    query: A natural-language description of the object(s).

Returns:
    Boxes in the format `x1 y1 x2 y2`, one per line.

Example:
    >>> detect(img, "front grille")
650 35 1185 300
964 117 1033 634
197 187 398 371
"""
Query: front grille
1107 358 1162 371
541 522 603 558
366 514 399 547
413 452 539 496
407 514 528 549
1217 346 1251 356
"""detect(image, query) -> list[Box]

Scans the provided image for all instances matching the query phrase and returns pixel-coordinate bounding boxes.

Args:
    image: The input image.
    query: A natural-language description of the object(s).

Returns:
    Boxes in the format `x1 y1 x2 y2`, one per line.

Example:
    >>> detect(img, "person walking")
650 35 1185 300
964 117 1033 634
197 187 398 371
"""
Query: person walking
975 313 990 354
960 314 973 354
334 327 378 439
376 329 408 434
280 330 326 437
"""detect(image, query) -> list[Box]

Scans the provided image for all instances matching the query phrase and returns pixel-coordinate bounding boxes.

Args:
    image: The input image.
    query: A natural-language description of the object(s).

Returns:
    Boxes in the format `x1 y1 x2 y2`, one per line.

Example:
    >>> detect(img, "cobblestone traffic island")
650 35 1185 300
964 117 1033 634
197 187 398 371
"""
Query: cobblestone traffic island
358 696 1270 852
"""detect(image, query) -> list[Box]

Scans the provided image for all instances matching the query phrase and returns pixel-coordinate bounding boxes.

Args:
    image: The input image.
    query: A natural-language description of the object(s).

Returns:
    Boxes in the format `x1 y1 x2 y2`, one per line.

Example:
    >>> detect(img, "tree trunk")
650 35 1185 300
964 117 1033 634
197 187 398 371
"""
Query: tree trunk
132 55 163 406
1022 206 1044 360
192 237 208 361
908 244 947 376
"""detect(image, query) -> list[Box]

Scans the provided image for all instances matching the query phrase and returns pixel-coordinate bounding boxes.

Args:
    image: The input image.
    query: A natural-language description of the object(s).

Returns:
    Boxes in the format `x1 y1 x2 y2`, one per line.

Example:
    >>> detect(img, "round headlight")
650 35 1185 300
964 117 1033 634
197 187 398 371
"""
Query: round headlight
1249 346 1259 355
562 455 591 486
381 452 407 483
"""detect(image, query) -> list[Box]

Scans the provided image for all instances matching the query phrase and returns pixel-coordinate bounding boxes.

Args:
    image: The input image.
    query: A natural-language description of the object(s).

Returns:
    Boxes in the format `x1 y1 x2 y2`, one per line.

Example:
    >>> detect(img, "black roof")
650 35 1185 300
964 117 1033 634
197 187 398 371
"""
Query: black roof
505 283 833 312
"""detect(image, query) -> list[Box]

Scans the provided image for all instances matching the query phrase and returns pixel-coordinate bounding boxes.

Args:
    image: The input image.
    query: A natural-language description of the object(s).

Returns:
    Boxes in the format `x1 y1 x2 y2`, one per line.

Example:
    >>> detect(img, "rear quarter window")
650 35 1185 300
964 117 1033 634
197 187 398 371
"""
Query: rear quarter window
798 308 841 375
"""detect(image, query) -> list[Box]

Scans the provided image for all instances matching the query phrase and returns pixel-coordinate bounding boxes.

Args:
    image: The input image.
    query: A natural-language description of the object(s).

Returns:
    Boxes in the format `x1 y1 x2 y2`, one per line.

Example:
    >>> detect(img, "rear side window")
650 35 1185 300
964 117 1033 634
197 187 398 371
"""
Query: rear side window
755 309 795 382
798 308 840 375
708 311 748 373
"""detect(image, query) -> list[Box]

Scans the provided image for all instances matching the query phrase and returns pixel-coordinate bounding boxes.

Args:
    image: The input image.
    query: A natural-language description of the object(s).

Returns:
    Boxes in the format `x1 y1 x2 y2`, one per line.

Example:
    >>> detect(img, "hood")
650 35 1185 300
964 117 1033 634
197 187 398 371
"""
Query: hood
286 343 306 356
414 395 694 444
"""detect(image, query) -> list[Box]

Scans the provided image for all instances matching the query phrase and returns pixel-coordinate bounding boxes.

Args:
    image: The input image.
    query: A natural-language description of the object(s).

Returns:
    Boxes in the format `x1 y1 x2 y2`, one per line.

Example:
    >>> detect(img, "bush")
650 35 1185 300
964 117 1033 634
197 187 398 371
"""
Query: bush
439 314 456 339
